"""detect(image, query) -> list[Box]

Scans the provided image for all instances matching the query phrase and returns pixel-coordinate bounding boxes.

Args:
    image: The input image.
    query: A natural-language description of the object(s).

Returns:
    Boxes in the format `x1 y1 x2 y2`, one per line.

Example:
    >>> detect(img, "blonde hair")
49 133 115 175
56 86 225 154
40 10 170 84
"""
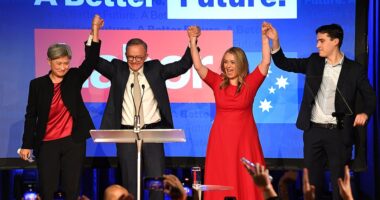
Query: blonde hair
219 47 248 93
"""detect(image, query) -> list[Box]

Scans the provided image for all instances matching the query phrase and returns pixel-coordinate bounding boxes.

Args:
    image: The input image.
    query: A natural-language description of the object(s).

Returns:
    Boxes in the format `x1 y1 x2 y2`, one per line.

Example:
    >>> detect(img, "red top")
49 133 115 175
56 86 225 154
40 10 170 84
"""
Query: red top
43 83 73 141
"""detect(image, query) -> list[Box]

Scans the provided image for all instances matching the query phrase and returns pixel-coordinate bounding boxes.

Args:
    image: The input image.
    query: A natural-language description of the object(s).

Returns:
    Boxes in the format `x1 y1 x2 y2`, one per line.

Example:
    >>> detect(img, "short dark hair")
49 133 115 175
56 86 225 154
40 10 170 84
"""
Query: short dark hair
315 24 344 48
126 38 148 52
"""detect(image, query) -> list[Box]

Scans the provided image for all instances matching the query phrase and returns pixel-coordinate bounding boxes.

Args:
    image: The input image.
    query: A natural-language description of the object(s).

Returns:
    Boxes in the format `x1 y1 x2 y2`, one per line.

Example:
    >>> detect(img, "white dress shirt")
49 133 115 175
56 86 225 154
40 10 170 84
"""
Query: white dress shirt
311 55 344 124
121 66 161 126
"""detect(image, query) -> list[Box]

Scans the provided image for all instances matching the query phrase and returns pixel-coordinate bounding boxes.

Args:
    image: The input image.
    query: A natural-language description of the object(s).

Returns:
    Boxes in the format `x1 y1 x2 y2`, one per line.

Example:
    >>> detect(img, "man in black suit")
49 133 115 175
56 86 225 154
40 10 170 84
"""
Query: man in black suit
19 15 103 200
265 23 376 199
95 28 200 199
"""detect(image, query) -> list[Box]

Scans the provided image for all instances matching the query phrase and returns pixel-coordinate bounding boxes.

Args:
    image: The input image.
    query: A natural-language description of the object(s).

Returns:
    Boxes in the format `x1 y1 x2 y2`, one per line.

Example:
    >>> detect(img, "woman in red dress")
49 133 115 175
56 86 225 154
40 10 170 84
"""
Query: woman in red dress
188 22 271 200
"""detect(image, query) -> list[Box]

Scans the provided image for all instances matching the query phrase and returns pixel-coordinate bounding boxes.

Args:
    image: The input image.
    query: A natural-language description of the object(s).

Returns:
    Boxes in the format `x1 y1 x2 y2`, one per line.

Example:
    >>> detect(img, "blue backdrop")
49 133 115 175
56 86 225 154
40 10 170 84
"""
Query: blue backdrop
0 0 358 159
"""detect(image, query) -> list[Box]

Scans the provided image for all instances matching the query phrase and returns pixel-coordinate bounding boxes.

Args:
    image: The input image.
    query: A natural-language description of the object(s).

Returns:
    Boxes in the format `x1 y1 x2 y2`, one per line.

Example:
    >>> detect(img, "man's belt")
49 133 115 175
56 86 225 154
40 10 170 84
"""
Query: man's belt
310 122 338 129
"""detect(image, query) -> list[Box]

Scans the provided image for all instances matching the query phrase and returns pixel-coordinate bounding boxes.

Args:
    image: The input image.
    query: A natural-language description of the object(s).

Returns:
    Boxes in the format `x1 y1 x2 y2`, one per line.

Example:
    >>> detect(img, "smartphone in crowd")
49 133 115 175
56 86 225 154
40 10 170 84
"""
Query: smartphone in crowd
241 157 273 181
144 177 165 191
23 192 38 200
241 157 255 170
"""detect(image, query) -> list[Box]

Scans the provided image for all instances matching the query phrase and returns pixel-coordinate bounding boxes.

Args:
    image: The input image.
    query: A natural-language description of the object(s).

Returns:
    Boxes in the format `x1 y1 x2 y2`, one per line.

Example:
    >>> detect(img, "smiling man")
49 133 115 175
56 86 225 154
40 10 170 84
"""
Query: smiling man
95 28 199 200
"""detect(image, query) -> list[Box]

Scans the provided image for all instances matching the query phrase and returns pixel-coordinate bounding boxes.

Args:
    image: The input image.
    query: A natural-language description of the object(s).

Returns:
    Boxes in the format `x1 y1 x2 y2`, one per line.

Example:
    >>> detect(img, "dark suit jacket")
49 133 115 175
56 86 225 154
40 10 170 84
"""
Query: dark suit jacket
96 47 193 129
22 41 101 154
272 48 376 145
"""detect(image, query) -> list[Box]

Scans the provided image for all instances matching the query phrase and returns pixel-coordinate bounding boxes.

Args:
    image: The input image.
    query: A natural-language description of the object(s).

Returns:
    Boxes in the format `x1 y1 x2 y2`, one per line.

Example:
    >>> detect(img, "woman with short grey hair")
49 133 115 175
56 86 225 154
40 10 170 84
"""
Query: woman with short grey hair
19 15 103 200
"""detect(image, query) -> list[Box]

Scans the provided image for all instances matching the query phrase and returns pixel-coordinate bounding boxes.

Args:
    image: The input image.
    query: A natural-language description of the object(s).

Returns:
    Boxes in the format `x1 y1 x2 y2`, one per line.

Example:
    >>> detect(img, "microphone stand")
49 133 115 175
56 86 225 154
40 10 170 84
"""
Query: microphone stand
131 83 145 200
332 112 345 129
332 87 353 130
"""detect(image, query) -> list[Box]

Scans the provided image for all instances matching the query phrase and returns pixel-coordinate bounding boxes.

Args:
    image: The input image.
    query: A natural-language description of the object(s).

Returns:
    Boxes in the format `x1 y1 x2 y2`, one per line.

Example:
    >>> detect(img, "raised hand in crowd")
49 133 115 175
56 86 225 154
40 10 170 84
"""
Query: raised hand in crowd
338 165 354 200
243 162 278 200
163 174 187 200
303 168 316 200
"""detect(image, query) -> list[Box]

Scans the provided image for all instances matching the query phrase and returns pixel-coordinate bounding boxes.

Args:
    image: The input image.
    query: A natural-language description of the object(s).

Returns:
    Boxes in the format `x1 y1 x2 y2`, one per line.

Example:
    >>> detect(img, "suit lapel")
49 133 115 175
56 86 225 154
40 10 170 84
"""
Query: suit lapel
143 62 157 94
336 58 349 93
334 58 350 113
143 62 162 110
307 58 325 97
118 63 131 106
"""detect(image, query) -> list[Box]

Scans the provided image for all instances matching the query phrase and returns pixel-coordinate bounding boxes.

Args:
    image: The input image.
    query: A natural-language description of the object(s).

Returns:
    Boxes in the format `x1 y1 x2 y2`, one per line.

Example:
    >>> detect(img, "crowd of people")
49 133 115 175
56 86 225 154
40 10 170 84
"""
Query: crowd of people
18 13 375 200
243 162 354 200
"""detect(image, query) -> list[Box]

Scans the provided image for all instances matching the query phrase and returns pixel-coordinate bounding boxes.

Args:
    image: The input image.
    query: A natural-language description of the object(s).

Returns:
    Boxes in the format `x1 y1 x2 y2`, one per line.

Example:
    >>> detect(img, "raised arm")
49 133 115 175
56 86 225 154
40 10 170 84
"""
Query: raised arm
163 174 187 200
265 22 280 51
187 26 208 79
338 165 354 200
79 14 103 81
91 14 104 43
258 22 271 75
303 168 316 200
265 23 309 74
243 162 278 199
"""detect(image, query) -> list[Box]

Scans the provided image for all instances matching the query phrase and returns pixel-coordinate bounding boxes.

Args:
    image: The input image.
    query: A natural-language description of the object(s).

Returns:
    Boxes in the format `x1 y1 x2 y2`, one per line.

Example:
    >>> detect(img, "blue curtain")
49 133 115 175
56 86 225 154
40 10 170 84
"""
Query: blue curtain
359 0 379 199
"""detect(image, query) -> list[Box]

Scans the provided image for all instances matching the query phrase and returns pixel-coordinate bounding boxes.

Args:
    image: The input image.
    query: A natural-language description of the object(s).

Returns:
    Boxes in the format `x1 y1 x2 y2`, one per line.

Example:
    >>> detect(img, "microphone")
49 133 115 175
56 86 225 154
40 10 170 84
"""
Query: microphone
130 83 145 131
332 112 345 118
138 84 145 121
332 87 353 130
332 112 345 129
130 83 140 130
130 83 138 117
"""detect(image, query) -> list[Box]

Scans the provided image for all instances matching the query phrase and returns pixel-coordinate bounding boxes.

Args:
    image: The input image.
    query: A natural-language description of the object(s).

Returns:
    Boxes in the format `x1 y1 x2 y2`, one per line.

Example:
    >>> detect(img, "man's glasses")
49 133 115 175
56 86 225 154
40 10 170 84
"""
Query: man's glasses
127 56 145 62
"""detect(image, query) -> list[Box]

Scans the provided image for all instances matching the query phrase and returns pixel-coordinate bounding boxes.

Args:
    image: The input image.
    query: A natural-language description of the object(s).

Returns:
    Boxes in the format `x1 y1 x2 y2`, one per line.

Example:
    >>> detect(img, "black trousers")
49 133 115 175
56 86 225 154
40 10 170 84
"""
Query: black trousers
118 123 165 200
37 136 86 200
304 127 352 200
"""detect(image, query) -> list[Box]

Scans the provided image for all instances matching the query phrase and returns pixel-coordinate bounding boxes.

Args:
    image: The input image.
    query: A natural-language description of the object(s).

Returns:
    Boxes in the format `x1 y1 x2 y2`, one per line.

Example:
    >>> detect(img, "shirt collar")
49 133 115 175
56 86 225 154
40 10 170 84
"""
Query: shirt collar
325 52 344 67
129 66 144 74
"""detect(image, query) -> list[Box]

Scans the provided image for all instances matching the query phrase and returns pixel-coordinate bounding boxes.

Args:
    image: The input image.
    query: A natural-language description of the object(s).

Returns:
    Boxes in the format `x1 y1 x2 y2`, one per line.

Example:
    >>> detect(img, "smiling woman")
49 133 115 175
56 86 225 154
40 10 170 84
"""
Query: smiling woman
18 15 103 200
47 44 72 82
187 23 271 200
220 47 249 92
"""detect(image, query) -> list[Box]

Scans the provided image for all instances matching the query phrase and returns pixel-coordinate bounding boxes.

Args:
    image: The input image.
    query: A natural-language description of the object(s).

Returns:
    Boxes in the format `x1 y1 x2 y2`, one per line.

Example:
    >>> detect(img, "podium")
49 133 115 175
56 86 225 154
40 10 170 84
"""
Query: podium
90 129 186 200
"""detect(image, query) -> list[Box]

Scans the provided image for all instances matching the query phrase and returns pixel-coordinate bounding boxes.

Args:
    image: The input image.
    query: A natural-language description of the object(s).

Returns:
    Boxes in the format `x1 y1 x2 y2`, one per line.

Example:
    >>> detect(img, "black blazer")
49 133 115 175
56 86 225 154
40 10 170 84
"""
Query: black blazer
272 48 376 144
22 41 101 154
96 47 193 129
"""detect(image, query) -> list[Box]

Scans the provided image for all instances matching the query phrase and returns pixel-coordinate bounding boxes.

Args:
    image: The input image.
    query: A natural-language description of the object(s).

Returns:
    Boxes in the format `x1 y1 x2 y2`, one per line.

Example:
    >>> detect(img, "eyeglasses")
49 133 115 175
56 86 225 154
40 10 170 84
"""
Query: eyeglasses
127 56 145 62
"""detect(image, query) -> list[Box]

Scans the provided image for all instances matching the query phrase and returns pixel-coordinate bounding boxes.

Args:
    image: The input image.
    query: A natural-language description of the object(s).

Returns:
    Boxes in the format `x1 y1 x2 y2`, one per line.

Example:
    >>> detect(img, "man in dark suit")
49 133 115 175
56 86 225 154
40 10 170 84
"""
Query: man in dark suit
265 23 376 199
19 15 103 200
95 28 200 199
